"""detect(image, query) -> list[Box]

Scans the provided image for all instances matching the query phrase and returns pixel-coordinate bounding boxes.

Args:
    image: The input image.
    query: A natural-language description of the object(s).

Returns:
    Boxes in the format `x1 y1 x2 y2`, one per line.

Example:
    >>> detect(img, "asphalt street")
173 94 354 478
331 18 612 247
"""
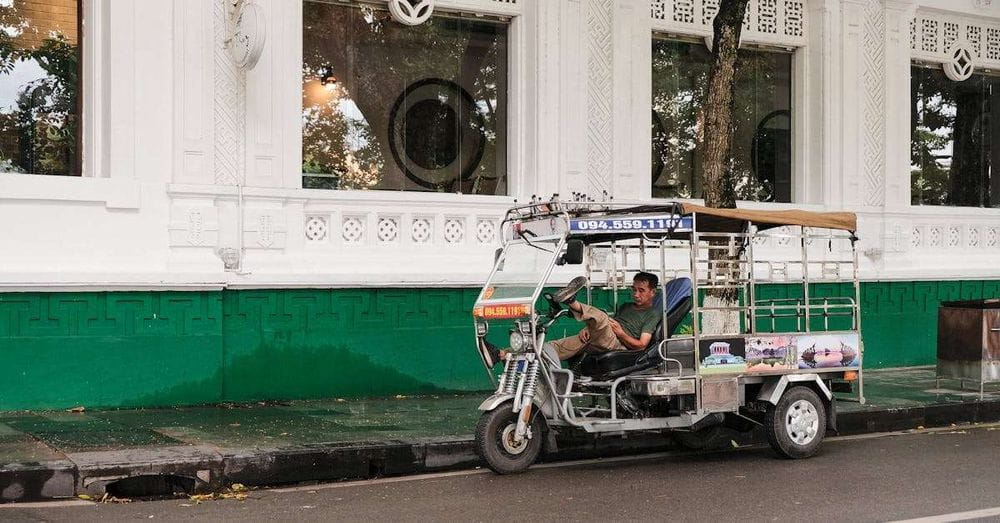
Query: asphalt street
5 426 1000 522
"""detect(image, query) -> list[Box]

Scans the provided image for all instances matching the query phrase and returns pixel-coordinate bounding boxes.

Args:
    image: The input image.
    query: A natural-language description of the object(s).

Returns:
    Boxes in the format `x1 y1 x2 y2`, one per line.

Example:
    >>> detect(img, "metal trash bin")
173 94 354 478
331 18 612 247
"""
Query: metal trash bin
937 299 1000 398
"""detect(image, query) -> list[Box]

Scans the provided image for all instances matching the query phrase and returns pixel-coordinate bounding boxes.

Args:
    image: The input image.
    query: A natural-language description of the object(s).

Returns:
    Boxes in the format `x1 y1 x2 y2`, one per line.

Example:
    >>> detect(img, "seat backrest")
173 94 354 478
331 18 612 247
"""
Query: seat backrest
652 276 693 315
644 277 694 353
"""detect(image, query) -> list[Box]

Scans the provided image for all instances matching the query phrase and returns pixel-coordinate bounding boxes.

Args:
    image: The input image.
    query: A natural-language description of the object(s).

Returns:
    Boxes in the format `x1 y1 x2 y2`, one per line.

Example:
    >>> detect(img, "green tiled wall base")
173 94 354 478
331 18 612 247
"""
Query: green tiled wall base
1 281 997 410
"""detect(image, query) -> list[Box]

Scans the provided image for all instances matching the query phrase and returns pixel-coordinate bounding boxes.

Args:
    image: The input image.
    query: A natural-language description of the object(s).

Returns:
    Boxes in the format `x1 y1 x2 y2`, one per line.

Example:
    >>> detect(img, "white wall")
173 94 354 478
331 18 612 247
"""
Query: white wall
2 0 1000 292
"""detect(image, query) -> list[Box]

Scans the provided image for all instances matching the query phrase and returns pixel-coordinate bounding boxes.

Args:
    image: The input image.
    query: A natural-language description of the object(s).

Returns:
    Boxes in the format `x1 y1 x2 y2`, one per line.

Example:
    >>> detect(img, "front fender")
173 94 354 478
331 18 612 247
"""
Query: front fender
478 392 554 417
478 394 516 412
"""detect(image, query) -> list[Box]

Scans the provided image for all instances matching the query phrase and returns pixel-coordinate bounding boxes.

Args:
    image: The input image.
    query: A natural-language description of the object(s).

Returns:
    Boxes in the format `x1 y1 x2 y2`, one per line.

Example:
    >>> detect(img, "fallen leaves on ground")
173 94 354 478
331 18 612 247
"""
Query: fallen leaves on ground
77 493 131 504
188 484 251 503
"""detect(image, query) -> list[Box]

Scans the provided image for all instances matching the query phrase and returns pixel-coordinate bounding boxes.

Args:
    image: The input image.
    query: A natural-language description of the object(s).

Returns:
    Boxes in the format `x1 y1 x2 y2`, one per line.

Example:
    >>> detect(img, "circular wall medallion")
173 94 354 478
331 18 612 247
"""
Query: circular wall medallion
388 0 434 26
943 41 975 82
387 78 487 190
228 1 266 70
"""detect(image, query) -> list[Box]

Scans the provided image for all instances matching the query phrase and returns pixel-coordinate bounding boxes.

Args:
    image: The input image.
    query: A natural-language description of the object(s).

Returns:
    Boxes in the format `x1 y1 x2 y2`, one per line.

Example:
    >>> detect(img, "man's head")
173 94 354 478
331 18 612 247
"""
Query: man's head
631 272 659 308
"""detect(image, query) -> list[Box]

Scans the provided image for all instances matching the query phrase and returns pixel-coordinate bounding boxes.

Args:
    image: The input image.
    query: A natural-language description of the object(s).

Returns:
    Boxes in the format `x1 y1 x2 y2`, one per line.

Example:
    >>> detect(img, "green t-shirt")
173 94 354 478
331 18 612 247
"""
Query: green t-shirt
614 303 661 339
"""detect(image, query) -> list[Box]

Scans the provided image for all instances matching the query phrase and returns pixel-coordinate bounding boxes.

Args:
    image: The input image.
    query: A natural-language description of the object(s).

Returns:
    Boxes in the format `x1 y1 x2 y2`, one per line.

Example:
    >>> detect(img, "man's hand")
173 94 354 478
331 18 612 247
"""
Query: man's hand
609 319 625 338
578 328 590 343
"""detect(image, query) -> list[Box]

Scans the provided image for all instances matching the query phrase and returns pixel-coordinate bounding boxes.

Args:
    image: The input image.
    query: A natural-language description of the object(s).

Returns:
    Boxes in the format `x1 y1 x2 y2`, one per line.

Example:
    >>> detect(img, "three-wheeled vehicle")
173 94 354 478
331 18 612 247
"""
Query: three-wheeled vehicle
472 199 864 474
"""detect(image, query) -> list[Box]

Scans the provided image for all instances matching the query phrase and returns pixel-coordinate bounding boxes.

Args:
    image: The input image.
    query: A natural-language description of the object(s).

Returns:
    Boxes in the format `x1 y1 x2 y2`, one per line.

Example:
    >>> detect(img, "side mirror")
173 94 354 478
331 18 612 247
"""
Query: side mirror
494 247 504 270
558 240 584 265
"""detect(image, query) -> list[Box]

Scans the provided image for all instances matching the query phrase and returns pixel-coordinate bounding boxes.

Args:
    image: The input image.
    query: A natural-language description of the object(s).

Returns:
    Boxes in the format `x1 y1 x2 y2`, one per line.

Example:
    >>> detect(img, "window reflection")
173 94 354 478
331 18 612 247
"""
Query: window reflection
0 0 80 176
911 66 1000 207
302 1 508 194
651 38 792 202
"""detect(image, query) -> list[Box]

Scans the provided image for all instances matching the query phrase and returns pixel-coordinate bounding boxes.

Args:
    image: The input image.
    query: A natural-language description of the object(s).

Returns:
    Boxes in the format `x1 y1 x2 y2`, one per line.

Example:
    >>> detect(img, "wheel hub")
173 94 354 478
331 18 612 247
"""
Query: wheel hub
784 399 819 446
500 424 530 455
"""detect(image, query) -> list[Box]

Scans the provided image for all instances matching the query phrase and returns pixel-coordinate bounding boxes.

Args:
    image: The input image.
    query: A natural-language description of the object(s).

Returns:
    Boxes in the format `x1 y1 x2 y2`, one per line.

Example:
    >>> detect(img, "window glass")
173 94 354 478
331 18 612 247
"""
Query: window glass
910 65 1000 207
651 38 792 202
0 0 81 176
302 1 508 194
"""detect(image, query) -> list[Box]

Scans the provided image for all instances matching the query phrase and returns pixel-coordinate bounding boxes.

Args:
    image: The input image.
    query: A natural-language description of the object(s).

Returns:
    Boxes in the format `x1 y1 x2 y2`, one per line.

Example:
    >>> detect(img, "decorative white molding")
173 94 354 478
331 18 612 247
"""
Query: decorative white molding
388 0 434 25
225 0 266 70
650 0 807 48
942 40 976 81
911 10 1000 69
862 1 886 207
304 215 328 242
214 0 244 186
169 203 220 248
587 0 614 195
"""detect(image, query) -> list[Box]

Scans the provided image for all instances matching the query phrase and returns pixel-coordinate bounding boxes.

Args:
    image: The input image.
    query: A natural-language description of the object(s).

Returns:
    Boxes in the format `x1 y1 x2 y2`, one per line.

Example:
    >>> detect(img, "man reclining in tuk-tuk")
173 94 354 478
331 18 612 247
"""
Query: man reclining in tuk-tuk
495 272 661 364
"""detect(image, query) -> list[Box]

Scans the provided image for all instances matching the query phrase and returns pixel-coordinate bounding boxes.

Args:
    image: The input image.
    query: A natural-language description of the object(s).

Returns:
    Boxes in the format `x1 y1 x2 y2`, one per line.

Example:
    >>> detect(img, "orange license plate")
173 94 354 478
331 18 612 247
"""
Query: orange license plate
473 303 532 319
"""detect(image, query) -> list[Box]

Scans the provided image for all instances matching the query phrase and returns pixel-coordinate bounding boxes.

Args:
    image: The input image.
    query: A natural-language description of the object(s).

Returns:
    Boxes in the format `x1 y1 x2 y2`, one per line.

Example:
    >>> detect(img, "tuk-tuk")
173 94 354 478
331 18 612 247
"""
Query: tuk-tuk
472 199 864 474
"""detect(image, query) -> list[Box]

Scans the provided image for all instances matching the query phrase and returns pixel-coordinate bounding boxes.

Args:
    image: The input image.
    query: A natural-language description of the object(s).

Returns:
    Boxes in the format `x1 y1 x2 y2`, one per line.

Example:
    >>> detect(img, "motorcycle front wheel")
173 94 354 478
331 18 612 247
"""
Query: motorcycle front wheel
474 402 543 474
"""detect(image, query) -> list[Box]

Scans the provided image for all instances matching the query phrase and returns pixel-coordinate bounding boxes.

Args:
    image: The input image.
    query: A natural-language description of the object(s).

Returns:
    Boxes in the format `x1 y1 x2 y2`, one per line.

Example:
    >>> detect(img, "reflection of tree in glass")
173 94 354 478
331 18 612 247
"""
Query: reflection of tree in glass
910 68 995 207
0 4 78 176
910 68 955 205
302 2 505 194
651 40 789 202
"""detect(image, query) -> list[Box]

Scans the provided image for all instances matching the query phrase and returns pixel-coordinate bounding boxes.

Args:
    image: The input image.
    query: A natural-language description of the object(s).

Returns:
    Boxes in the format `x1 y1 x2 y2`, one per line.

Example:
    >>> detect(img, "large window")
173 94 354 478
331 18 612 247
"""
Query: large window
0 0 81 176
651 38 792 202
911 65 1000 208
302 1 508 194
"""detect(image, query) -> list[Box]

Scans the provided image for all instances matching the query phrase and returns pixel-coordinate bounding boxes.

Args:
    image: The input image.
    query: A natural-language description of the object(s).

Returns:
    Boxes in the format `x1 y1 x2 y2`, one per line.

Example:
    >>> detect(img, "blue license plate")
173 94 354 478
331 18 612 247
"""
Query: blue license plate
568 215 692 233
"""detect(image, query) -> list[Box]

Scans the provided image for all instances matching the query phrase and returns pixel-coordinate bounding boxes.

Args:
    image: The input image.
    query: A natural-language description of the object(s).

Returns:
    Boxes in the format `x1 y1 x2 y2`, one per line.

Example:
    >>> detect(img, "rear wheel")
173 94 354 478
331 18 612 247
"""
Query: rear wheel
475 402 543 474
765 386 826 459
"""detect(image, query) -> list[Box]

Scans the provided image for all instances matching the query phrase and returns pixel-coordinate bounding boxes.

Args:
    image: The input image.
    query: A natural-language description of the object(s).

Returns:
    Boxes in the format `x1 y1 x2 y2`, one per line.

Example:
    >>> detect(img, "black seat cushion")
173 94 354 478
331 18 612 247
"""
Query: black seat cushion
579 296 692 379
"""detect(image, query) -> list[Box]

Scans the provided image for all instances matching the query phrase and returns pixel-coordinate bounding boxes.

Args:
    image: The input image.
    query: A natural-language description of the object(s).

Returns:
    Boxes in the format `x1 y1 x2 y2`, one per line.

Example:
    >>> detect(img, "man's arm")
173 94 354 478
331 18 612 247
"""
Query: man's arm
609 320 652 351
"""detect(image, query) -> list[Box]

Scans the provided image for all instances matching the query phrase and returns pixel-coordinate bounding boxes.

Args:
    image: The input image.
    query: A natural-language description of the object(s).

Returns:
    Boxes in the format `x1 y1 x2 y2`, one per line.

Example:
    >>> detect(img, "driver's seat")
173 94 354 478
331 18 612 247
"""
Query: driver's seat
577 277 693 380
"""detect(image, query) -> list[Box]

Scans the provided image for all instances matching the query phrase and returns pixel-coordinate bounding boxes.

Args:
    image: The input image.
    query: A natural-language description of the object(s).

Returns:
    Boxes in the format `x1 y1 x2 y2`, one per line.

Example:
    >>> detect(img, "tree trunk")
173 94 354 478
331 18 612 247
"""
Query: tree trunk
699 0 750 335
701 0 749 210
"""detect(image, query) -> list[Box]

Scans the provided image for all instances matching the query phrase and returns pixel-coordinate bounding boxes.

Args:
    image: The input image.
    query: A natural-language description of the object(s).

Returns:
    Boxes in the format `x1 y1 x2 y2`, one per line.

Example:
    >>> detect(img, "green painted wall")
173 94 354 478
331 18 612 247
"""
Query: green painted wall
1 280 998 410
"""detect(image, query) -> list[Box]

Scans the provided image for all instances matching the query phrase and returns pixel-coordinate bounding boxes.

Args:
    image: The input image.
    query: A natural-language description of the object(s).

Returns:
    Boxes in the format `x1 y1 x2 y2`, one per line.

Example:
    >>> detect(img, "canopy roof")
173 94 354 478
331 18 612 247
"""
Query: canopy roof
678 203 857 232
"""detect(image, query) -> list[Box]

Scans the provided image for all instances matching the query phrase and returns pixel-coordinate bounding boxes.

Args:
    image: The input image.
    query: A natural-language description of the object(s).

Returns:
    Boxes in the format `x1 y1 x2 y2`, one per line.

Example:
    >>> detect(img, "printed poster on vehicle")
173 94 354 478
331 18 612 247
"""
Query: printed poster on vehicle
699 338 746 374
795 333 860 369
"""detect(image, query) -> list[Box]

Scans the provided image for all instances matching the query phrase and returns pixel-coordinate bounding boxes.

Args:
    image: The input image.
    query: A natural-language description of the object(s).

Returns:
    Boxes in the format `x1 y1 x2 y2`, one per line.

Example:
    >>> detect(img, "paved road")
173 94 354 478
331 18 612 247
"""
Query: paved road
5 426 1000 522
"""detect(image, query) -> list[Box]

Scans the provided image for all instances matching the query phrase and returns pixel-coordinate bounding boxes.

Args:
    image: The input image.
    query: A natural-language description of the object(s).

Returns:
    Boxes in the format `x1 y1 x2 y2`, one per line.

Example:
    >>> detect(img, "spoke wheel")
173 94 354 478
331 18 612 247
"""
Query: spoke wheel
475 402 543 474
765 386 827 459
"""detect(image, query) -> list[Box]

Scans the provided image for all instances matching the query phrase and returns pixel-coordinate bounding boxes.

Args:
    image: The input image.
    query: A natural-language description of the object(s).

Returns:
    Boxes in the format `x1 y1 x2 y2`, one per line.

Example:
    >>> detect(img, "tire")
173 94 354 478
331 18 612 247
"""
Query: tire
765 385 827 459
673 425 725 450
475 402 544 474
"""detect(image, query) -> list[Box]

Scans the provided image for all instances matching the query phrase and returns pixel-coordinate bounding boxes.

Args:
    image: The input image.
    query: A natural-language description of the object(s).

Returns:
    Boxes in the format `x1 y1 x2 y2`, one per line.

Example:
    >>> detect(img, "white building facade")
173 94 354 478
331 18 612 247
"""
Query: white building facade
1 0 999 410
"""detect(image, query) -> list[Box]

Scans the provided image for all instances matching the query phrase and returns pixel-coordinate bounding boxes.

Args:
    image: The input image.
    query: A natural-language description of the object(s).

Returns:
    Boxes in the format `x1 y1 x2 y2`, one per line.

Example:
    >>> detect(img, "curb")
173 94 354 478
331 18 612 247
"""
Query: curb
4 399 1000 503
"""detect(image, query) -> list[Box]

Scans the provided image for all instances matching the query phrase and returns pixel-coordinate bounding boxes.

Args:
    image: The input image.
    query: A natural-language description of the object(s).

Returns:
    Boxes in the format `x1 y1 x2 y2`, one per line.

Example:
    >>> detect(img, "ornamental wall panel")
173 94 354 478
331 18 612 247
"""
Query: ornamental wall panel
650 0 807 47
910 10 1000 68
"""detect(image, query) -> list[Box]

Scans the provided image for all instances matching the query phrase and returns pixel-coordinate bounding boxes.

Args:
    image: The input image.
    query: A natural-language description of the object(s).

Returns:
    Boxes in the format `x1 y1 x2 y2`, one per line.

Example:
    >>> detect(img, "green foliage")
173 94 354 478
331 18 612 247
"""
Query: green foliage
0 5 79 176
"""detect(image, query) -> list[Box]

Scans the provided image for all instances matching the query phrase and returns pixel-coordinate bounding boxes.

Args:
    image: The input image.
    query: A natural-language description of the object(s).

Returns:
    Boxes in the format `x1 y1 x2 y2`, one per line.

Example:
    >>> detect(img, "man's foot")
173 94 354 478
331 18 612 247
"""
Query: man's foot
552 276 588 304
482 339 504 367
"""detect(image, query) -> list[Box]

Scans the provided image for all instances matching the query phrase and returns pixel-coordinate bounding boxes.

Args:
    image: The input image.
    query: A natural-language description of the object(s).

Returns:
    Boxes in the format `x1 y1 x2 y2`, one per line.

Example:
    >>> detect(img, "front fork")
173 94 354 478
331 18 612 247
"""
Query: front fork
498 353 541 443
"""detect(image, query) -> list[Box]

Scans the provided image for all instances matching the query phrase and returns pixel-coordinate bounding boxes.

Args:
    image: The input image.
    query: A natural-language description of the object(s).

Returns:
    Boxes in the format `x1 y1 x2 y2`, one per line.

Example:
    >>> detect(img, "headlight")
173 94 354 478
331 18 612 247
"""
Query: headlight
509 330 528 352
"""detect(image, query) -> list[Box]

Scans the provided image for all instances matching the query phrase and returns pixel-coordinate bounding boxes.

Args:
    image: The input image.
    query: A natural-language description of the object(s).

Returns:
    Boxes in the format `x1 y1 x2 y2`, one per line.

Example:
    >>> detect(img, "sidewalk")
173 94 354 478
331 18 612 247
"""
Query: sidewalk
2 367 999 502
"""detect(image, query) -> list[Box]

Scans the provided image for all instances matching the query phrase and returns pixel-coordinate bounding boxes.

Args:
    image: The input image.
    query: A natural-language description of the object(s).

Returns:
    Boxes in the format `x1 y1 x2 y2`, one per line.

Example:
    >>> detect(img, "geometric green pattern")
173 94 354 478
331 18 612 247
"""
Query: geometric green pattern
2 281 999 410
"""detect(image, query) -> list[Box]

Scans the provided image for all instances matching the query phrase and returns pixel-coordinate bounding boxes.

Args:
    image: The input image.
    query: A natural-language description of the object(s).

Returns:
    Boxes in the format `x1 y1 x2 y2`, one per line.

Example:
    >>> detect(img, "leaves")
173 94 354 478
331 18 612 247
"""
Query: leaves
188 484 251 503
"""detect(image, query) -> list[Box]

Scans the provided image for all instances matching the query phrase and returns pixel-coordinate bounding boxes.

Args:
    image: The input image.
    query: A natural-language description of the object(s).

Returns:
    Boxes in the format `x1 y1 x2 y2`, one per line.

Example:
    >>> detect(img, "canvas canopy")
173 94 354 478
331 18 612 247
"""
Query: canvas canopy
679 203 857 233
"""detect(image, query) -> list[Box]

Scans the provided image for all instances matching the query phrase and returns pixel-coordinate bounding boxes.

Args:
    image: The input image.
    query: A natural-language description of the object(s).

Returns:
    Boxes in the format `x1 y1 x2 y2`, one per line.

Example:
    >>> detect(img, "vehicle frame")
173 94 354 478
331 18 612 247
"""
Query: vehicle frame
472 199 864 472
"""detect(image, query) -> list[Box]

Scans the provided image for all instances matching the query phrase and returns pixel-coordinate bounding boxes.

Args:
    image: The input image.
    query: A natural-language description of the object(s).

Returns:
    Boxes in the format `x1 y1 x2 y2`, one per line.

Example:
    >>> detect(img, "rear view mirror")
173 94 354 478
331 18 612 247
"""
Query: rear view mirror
494 248 504 270
558 240 585 265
